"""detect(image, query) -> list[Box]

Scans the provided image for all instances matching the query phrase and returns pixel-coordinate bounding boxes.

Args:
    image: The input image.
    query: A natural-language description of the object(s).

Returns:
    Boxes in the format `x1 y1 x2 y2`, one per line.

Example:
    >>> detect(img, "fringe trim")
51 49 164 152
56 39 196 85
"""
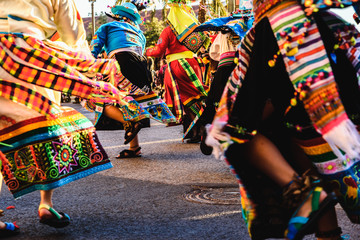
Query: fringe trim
322 119 360 160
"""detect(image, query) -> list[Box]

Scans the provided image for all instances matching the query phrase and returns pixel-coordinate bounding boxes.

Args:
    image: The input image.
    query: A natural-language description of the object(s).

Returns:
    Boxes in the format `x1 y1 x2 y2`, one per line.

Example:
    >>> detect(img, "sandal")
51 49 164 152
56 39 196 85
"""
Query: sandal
38 204 70 228
0 222 20 238
116 147 142 159
284 186 337 240
124 121 143 145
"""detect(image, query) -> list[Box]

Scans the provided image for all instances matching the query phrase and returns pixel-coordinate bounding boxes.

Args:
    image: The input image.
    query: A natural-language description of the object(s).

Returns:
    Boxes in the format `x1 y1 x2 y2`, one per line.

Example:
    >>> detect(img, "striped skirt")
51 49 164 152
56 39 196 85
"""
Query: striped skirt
164 57 208 123
0 33 122 198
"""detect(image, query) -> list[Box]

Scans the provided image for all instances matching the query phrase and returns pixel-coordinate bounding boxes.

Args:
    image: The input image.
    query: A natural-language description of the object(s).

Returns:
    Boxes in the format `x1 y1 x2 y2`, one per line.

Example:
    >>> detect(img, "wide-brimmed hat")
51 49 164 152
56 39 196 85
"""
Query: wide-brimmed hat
110 2 142 24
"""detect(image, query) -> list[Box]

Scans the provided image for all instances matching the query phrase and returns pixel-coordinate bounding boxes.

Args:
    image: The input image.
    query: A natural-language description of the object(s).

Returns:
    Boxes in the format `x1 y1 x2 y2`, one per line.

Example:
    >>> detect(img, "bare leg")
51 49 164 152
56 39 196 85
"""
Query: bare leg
104 105 141 144
38 190 54 219
129 135 140 151
244 133 338 239
104 105 126 124
244 133 297 187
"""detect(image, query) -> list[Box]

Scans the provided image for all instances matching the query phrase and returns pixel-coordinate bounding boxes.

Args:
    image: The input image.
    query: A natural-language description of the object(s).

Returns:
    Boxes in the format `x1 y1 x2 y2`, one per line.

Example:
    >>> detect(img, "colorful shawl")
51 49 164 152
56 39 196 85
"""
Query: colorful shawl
167 4 210 53
267 1 360 161
0 33 133 119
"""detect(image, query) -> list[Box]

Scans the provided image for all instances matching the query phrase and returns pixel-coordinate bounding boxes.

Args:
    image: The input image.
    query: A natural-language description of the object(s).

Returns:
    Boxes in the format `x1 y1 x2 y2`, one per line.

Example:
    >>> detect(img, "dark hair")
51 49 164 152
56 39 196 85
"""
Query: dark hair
131 0 149 11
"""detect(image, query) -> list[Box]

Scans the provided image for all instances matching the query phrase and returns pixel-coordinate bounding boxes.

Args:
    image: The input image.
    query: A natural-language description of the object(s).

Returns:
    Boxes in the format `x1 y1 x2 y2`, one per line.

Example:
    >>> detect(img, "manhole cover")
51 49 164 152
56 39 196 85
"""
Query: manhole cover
183 185 241 205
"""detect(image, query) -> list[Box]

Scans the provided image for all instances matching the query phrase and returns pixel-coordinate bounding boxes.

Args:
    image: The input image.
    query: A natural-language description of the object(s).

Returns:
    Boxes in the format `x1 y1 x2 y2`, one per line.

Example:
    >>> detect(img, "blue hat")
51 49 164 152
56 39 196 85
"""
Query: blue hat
111 2 142 24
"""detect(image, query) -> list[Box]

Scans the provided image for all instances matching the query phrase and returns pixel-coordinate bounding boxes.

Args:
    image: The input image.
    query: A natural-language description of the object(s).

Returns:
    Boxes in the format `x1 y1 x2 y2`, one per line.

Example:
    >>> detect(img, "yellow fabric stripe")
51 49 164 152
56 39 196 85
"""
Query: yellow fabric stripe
166 51 194 63
299 142 333 156
133 92 157 101
183 94 205 106
0 112 85 142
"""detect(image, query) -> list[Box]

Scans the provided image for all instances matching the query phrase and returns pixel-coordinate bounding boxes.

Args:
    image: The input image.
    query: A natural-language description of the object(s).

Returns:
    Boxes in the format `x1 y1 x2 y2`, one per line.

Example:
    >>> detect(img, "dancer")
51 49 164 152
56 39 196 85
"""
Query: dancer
146 0 210 143
191 3 254 154
0 0 128 229
89 0 176 158
205 0 360 239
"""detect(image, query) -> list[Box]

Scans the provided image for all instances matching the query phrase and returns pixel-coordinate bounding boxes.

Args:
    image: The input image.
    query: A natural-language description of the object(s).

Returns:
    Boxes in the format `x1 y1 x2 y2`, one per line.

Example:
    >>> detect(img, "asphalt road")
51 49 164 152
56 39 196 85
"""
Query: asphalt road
1 102 360 240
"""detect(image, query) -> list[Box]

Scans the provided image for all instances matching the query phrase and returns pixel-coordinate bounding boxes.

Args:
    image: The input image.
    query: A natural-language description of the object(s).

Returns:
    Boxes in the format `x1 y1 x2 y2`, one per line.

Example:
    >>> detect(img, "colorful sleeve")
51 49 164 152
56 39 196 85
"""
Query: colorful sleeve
53 0 88 49
145 27 169 58
90 26 107 58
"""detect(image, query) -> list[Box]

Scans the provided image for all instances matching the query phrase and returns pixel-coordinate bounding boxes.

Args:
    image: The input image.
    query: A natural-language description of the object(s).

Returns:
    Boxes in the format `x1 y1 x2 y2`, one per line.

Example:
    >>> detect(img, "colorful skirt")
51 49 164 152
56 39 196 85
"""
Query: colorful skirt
83 51 177 129
85 90 176 130
0 33 130 199
164 57 208 138
0 97 112 199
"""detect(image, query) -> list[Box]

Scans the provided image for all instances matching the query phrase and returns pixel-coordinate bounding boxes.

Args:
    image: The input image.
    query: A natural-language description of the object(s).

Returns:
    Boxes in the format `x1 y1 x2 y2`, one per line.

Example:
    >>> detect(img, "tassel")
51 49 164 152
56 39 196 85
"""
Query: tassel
322 119 360 160
205 122 231 159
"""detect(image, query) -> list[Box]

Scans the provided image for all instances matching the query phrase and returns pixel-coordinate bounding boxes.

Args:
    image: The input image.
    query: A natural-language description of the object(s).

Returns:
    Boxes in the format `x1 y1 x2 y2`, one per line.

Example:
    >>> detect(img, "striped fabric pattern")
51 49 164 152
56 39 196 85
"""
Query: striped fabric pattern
0 107 112 198
167 63 184 122
294 134 360 223
210 27 256 145
217 51 236 69
268 2 347 134
0 33 130 117
178 58 208 97
0 79 60 116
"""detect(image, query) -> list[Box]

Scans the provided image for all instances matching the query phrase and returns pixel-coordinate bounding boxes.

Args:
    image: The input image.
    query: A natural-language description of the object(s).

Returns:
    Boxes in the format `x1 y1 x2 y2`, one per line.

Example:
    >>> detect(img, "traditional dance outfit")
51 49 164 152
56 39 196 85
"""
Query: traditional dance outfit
0 0 127 198
88 3 176 129
205 0 360 239
146 2 209 140
194 6 254 129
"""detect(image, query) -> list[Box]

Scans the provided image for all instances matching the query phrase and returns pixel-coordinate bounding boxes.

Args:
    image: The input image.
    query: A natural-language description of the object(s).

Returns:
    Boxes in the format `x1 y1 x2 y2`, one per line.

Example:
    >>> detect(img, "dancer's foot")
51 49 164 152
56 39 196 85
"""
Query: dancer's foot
0 221 20 238
38 204 70 228
285 187 337 240
116 147 142 158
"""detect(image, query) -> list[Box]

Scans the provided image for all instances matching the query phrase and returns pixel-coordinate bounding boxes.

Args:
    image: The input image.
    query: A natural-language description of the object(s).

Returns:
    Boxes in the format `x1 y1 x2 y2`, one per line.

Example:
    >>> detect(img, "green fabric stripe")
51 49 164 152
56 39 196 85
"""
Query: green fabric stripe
311 189 321 211
292 60 331 85
307 151 338 163
178 58 208 97
1 117 92 146
272 14 305 33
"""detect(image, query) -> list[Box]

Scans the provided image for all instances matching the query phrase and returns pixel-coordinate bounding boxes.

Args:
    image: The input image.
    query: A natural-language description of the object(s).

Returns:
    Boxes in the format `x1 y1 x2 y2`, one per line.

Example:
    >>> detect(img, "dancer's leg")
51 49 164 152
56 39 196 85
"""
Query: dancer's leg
38 190 54 219
243 133 339 239
104 105 126 124
244 133 297 187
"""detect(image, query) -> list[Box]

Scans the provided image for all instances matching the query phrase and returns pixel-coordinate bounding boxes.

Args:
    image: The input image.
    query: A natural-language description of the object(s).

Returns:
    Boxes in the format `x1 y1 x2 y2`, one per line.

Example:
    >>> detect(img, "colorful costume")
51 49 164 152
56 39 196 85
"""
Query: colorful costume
146 2 210 139
89 2 176 128
194 5 254 129
205 0 360 239
0 0 126 198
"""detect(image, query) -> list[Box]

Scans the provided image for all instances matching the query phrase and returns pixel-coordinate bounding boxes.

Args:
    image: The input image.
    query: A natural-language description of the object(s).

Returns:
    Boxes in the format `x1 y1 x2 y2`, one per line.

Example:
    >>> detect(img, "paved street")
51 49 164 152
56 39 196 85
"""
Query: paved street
1 102 360 240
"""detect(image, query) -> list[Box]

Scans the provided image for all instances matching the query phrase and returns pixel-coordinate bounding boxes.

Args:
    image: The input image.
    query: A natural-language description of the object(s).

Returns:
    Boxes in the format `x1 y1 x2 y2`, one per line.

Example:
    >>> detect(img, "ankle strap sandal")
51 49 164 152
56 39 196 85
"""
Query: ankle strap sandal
282 170 320 209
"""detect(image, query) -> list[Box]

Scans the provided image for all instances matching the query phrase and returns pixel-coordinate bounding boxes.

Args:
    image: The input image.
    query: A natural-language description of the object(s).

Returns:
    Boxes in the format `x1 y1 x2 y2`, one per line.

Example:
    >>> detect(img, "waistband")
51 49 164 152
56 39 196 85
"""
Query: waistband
166 51 194 63
108 46 143 58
